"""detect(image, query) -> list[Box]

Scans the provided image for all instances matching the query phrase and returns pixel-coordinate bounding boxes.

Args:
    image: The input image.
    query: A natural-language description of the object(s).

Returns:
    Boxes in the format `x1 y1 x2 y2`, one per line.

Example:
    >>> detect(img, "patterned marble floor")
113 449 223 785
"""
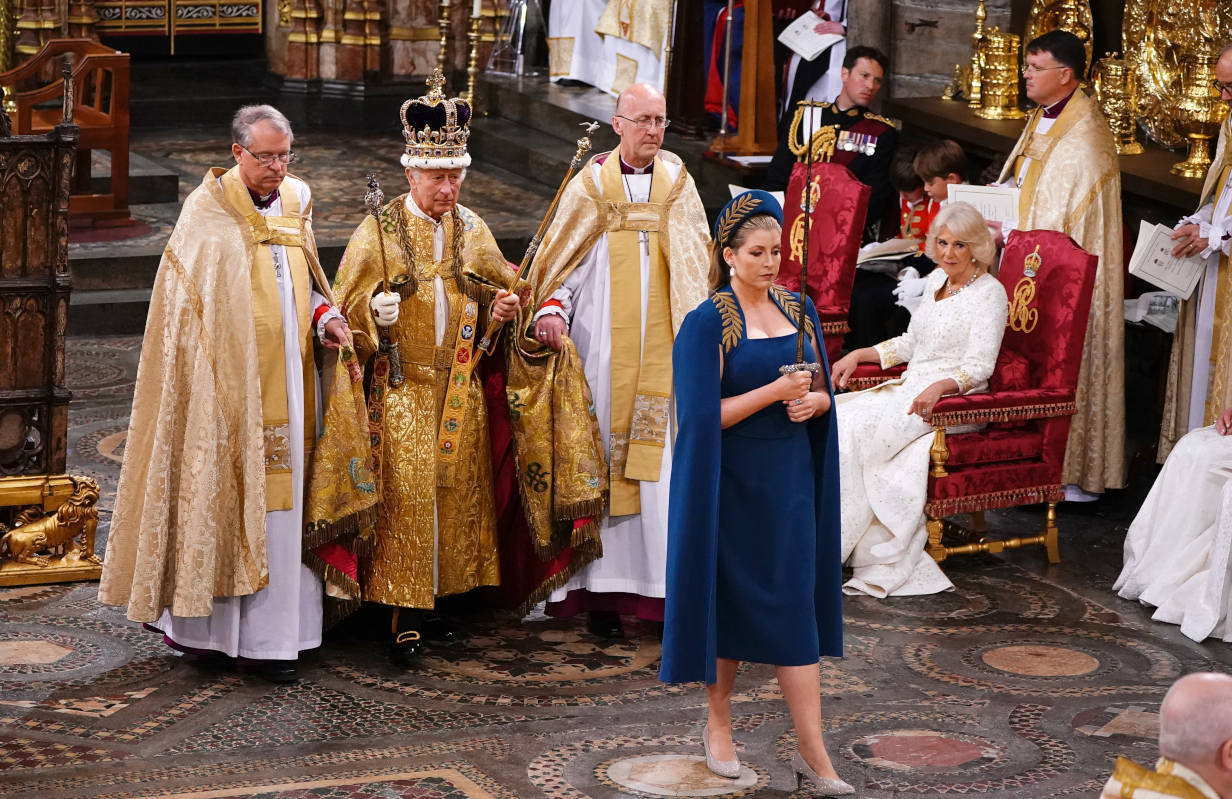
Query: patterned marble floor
1 337 1228 799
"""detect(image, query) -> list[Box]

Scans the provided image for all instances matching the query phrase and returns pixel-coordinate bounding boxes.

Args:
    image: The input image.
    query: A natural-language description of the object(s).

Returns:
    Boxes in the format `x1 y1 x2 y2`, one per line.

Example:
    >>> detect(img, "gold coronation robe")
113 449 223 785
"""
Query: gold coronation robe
506 150 710 607
999 88 1126 492
328 197 515 609
1101 757 1221 799
1160 117 1232 461
100 167 349 623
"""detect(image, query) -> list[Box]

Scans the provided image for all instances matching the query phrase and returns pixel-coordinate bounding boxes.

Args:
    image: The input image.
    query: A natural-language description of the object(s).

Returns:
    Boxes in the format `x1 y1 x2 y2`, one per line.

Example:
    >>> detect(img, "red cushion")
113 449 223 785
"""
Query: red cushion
926 460 1061 517
990 347 1030 392
945 427 1042 467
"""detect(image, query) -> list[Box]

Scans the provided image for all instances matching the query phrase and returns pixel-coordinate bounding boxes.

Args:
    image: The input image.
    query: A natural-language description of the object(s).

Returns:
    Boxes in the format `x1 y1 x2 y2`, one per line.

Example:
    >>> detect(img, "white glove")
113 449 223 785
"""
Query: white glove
370 292 400 327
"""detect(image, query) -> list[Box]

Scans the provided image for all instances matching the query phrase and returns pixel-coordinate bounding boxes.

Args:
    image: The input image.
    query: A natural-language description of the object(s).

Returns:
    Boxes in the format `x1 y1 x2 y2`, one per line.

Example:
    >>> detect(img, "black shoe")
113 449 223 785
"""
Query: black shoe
260 659 298 683
391 630 425 667
587 611 625 639
195 650 237 670
421 612 457 642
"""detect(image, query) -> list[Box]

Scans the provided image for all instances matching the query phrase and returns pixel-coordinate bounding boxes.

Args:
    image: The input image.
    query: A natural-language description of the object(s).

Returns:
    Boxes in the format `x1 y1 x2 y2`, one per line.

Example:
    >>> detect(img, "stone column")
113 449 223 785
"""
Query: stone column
15 0 61 64
286 0 323 79
65 0 99 41
334 0 368 81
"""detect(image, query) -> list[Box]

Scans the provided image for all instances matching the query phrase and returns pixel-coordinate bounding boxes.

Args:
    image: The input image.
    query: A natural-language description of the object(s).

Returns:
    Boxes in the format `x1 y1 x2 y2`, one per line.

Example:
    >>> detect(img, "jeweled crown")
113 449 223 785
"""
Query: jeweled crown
400 69 472 167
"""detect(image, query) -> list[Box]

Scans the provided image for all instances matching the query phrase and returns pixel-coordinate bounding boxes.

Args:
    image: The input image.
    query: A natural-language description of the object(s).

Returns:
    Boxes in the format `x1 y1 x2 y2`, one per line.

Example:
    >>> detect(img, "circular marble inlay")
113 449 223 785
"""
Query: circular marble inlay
846 730 1007 774
0 631 102 675
95 430 127 463
981 645 1100 677
418 621 661 684
599 754 759 797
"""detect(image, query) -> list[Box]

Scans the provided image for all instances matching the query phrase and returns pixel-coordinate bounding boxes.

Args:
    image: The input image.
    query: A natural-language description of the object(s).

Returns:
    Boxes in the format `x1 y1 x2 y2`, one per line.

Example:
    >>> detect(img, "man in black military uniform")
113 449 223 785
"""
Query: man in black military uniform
764 45 897 241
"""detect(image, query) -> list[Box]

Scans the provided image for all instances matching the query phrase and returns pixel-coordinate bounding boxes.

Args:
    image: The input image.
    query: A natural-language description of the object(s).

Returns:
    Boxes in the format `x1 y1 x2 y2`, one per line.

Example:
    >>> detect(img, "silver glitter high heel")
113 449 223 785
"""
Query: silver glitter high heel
792 750 853 795
702 724 741 778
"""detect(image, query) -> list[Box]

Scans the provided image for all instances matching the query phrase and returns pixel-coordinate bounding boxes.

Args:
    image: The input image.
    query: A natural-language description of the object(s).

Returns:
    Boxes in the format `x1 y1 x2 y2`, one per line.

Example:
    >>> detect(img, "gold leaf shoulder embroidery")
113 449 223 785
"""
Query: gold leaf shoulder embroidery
711 292 744 354
770 286 816 339
716 194 760 246
863 111 895 127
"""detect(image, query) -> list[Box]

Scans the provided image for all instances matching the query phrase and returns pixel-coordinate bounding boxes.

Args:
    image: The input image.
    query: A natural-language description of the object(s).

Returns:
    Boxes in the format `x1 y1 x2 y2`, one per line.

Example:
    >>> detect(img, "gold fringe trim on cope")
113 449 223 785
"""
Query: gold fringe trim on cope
926 484 1064 517
303 504 380 551
302 549 364 629
930 401 1076 427
513 529 603 617
820 321 849 336
555 494 608 524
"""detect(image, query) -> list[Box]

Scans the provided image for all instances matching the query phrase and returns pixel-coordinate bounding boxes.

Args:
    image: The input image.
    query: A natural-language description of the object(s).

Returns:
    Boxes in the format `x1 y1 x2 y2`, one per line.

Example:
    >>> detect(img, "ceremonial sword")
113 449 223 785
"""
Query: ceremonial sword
477 120 602 354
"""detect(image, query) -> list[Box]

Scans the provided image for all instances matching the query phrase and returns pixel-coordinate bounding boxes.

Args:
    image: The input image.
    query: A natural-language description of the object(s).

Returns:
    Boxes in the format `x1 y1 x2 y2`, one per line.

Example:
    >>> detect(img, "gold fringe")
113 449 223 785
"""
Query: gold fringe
820 320 849 336
348 525 376 558
570 517 600 548
302 549 363 629
512 535 603 617
931 401 1077 427
553 494 608 523
848 376 896 391
303 503 380 551
927 484 1065 517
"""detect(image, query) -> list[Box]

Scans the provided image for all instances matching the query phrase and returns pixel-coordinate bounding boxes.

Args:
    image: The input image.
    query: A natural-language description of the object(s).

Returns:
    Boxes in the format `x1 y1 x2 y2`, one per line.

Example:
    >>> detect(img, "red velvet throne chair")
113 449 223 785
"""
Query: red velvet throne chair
846 229 1099 564
776 161 869 364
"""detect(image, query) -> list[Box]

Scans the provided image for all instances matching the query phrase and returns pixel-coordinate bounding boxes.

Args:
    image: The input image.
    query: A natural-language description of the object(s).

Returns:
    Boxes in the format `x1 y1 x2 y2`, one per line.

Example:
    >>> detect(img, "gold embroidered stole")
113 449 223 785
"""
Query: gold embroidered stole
220 168 316 511
600 154 673 516
1203 161 1232 425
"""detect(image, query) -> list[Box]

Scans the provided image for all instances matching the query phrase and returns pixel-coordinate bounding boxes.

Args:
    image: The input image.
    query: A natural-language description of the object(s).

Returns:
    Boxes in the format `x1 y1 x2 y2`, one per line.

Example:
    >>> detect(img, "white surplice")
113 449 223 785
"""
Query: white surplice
1115 425 1232 643
155 181 340 660
1176 169 1232 431
836 269 1007 597
535 157 681 601
781 0 847 110
547 0 667 94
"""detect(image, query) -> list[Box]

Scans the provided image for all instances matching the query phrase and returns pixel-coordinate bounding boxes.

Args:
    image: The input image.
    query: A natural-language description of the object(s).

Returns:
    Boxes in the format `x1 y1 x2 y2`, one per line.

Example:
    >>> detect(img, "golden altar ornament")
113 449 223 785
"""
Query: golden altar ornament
1125 0 1232 150
968 0 987 109
975 29 1025 120
1024 0 1093 77
1170 12 1228 179
1093 53 1145 155
0 476 102 586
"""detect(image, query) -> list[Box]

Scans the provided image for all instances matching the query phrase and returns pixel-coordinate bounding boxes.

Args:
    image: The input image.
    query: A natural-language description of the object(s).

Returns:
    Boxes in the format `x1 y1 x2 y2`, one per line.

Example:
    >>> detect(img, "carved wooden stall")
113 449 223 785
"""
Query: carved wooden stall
0 66 101 587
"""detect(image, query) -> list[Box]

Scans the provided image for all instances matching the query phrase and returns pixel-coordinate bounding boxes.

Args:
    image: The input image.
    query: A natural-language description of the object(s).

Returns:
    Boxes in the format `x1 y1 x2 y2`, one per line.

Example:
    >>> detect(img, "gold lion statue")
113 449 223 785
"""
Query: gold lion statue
0 477 101 567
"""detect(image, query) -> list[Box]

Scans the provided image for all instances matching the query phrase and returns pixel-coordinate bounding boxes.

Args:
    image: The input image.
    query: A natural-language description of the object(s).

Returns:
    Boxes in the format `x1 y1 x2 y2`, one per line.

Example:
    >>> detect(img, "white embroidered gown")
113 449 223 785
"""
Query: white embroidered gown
1115 426 1232 642
836 268 1007 597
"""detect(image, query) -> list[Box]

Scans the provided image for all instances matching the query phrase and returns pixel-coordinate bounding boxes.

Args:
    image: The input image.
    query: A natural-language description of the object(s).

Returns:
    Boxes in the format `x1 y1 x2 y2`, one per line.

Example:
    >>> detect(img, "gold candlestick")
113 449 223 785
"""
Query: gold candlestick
1093 53 1144 155
465 14 481 108
975 29 1025 120
968 0 987 109
437 0 451 80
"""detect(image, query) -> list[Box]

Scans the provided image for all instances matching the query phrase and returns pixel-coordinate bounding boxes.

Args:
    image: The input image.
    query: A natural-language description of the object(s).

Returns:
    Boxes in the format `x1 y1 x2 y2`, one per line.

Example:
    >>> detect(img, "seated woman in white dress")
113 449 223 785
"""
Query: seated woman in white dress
830 202 1008 598
1115 407 1232 643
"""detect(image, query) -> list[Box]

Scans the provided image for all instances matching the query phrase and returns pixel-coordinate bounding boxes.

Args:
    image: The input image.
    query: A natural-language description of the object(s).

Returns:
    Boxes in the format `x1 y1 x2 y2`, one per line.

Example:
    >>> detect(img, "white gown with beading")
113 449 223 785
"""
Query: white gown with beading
1115 426 1232 643
836 269 1007 598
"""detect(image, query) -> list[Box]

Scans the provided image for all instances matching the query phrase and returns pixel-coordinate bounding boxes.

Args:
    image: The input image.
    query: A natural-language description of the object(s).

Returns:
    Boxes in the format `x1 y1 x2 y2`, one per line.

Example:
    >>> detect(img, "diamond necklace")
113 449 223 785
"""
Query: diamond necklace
946 269 981 296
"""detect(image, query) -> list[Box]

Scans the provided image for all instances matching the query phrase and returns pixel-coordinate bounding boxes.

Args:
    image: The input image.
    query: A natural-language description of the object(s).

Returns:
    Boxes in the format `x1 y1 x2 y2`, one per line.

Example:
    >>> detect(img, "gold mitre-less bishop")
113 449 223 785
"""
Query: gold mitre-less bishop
323 80 519 611
506 147 710 605
998 87 1126 493
100 164 373 624
1160 116 1232 461
1100 757 1222 799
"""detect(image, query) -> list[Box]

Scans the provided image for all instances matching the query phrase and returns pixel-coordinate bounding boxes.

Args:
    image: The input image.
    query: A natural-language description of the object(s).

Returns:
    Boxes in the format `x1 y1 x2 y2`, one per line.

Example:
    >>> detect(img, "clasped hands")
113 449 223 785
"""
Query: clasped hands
370 288 523 328
772 370 831 422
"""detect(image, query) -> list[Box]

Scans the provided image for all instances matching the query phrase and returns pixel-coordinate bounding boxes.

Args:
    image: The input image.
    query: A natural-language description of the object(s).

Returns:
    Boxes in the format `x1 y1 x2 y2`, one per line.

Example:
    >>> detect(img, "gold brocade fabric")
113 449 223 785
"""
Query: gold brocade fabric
1160 120 1232 461
997 89 1126 492
100 168 336 622
506 150 709 604
1099 757 1219 799
595 0 673 52
327 200 512 609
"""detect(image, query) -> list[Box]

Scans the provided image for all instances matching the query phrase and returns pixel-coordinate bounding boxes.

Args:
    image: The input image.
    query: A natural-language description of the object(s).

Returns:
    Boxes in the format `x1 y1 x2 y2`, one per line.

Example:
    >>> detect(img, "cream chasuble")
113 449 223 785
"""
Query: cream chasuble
997 88 1125 492
101 169 340 658
1160 118 1232 461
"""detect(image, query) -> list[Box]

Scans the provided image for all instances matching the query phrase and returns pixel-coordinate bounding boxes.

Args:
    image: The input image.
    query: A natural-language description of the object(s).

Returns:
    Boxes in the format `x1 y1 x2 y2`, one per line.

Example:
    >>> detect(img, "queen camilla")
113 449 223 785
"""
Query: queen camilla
831 202 1009 598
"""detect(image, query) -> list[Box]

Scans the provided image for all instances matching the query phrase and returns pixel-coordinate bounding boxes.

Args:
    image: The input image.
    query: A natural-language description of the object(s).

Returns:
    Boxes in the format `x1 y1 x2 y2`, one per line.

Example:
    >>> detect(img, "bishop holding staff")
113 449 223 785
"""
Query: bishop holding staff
322 72 524 666
508 83 711 639
100 106 355 684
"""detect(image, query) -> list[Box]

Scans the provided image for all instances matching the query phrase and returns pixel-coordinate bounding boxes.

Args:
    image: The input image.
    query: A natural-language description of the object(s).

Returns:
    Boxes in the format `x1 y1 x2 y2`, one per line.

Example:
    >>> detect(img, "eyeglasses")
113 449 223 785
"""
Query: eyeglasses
616 114 671 130
1212 79 1232 95
240 145 298 167
1021 64 1068 77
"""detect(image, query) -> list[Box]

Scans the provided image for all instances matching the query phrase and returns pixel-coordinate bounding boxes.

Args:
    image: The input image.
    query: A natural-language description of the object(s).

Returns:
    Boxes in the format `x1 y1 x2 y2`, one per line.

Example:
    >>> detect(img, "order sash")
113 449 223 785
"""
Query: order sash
220 167 316 512
600 154 673 517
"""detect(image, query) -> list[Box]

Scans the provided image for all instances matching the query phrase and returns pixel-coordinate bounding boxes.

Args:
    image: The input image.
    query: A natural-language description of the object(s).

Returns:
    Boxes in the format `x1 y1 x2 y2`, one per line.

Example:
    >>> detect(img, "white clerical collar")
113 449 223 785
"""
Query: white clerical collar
405 193 444 227
621 156 652 175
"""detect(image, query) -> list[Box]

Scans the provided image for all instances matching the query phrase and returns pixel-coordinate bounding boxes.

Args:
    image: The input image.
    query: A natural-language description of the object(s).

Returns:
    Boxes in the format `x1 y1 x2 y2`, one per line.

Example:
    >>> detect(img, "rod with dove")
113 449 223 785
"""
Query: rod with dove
365 174 403 387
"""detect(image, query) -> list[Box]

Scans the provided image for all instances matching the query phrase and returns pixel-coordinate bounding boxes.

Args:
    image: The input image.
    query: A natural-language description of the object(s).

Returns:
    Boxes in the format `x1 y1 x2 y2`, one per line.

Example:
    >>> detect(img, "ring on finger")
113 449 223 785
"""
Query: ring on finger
794 398 803 405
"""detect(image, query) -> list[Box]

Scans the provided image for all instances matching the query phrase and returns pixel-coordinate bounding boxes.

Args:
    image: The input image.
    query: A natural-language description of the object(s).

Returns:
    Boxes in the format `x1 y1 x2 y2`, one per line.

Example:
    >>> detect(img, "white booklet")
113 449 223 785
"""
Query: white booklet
858 238 920 264
777 11 844 61
1128 220 1206 301
947 184 1020 224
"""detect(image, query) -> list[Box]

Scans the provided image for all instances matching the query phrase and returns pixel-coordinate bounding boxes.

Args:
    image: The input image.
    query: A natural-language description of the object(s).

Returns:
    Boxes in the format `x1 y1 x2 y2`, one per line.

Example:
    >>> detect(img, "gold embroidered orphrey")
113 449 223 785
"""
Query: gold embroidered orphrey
0 476 102 586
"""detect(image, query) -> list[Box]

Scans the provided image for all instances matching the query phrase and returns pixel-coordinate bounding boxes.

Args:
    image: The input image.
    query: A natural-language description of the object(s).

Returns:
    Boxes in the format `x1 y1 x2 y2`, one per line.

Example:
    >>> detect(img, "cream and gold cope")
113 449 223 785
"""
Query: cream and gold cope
1160 117 1232 461
100 167 369 623
506 149 709 608
325 197 517 609
998 88 1126 493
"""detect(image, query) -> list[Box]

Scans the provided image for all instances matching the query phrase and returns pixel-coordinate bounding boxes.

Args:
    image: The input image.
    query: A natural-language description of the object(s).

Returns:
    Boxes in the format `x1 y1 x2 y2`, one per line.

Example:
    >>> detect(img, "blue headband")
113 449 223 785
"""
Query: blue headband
714 190 784 248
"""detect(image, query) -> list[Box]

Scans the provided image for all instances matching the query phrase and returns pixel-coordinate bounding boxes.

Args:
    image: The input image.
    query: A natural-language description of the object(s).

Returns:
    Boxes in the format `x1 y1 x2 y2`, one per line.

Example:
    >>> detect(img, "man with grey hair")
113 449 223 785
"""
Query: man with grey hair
101 104 359 684
1101 672 1232 799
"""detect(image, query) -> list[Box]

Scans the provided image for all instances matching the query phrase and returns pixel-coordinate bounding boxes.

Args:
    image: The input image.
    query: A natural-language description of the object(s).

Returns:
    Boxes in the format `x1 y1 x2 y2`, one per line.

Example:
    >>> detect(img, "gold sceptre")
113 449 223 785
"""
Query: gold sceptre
365 175 403 387
477 120 601 354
